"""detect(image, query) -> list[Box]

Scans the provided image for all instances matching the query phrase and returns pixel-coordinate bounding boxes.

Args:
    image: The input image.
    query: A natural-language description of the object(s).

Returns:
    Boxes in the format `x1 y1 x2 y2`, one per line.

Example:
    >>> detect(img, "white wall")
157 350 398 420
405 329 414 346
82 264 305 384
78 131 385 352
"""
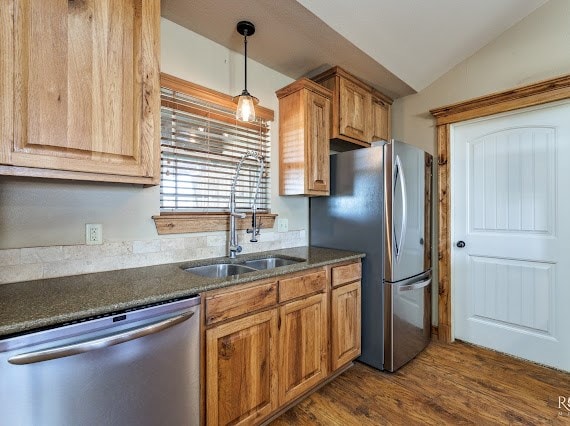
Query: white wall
391 0 570 322
0 18 303 250
392 0 570 154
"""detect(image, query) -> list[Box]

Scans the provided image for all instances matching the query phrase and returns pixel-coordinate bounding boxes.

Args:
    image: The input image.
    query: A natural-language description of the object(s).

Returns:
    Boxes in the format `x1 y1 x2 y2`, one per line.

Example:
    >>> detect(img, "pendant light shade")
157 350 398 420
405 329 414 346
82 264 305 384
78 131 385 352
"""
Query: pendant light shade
235 90 257 122
233 21 259 122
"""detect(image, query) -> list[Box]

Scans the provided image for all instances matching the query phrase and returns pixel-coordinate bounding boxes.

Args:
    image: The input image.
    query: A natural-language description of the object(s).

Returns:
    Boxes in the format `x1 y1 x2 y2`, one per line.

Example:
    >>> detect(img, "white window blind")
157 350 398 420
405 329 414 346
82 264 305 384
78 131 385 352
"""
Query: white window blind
160 86 271 213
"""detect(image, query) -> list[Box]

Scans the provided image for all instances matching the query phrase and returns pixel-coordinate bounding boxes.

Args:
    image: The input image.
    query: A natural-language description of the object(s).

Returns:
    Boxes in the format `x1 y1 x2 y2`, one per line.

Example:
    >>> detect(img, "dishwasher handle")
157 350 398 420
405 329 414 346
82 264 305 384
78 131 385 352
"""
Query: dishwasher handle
8 311 194 365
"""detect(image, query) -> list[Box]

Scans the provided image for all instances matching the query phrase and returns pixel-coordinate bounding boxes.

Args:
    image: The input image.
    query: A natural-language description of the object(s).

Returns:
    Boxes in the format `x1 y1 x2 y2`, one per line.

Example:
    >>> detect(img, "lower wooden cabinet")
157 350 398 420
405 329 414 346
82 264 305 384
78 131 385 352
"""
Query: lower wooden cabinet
279 292 328 405
204 262 361 425
206 310 278 426
331 281 362 371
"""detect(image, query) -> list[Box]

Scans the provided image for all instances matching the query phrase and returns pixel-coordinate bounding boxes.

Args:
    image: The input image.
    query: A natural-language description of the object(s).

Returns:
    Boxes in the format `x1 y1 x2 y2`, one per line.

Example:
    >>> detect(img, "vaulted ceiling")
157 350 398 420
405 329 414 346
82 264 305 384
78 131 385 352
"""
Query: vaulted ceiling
161 0 548 99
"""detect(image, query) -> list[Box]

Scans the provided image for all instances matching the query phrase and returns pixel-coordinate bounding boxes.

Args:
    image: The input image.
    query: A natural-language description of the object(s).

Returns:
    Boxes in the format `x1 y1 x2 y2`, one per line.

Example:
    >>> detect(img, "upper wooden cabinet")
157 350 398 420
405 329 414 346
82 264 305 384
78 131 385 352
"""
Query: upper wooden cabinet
0 0 160 184
337 77 372 142
371 92 391 142
312 66 393 150
276 78 332 196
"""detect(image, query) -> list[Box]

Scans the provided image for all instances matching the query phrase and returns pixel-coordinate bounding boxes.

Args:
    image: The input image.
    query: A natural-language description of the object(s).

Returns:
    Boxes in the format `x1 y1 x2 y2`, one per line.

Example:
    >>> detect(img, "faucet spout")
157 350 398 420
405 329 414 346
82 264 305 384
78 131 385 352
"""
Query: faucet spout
228 151 265 258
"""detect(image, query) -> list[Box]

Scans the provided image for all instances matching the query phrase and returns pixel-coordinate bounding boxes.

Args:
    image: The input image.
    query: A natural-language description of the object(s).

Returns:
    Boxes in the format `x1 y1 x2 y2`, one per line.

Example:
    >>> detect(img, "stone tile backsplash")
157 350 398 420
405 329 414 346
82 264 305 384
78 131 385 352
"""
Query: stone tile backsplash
0 229 306 285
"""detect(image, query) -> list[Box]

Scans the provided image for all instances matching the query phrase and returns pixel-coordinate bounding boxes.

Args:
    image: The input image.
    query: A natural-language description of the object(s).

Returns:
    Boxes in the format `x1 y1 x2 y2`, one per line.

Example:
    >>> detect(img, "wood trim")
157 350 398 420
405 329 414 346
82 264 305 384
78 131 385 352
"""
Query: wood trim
0 165 159 185
431 74 570 343
152 212 277 235
312 66 393 105
430 74 570 125
431 325 439 340
275 77 332 100
143 0 161 183
437 124 452 343
0 1 14 164
160 73 275 122
161 98 267 132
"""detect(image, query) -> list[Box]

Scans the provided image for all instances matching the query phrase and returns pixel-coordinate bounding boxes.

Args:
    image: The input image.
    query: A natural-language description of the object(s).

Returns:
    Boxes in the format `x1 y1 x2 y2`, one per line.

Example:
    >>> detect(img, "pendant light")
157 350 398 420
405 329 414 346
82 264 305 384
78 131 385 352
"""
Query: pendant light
233 21 259 122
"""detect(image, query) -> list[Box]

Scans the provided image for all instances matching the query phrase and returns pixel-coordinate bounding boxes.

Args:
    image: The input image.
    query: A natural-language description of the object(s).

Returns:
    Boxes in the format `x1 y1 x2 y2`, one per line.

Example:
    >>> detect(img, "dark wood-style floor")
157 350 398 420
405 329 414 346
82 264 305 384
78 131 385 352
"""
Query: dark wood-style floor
271 341 570 425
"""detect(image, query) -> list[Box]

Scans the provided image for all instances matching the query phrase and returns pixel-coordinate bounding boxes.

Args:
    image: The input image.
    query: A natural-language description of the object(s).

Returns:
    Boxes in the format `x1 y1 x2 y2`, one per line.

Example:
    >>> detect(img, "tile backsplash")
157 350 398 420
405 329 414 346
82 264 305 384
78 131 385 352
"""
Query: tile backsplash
0 229 306 285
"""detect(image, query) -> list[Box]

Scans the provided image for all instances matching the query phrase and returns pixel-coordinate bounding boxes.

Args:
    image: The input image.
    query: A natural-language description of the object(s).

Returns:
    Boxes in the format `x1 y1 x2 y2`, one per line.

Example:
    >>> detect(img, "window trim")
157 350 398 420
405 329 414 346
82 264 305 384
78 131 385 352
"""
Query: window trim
153 73 276 235
160 73 274 121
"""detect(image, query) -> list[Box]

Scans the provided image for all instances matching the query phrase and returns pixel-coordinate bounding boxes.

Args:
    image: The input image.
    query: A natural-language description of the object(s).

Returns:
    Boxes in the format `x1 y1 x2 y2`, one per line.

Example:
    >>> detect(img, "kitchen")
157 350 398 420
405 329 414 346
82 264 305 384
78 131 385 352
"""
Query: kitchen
1 0 570 424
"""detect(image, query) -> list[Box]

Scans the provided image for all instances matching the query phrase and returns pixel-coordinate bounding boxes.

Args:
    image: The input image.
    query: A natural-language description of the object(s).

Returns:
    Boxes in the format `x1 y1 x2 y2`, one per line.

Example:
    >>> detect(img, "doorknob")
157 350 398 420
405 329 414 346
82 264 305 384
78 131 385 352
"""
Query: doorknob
456 241 466 248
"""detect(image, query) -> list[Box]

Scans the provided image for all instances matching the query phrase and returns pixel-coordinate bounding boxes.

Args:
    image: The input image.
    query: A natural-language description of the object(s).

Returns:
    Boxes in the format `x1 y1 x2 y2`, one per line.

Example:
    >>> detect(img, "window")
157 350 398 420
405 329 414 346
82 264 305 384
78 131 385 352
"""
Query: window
159 75 272 214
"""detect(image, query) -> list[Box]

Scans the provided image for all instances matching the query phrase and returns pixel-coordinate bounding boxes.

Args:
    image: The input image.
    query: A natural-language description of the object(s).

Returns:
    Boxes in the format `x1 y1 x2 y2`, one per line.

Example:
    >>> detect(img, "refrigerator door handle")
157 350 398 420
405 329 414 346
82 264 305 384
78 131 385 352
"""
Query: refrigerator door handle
8 311 194 365
394 155 408 264
398 277 432 292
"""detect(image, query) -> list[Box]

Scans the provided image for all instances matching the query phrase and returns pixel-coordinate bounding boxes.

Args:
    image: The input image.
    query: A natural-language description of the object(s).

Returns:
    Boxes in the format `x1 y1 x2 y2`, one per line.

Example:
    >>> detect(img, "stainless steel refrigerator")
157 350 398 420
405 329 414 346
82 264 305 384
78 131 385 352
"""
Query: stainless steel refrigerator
310 140 433 371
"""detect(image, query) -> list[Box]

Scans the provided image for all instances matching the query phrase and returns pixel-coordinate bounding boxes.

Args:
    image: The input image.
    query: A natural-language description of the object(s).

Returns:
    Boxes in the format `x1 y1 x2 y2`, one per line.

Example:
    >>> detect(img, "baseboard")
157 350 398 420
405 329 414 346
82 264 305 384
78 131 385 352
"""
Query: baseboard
431 325 439 340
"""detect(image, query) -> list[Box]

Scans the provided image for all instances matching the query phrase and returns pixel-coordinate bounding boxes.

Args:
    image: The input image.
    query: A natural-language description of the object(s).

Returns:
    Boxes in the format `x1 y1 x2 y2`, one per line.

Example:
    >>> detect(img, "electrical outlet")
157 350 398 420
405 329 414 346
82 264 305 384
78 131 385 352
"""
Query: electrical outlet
86 224 103 245
277 218 288 233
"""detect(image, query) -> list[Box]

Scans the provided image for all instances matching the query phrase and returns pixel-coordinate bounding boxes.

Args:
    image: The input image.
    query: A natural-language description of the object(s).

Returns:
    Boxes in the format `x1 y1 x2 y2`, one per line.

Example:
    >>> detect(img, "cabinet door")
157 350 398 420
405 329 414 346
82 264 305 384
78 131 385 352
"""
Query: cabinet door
279 292 328 405
206 310 278 426
305 90 330 194
0 0 159 183
338 77 372 142
372 98 390 141
331 281 361 371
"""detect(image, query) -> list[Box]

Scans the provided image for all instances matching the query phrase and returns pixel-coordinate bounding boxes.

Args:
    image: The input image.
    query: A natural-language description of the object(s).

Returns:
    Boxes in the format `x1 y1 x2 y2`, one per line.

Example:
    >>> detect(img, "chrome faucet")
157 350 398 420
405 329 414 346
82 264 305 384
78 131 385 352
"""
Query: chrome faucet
228 151 265 259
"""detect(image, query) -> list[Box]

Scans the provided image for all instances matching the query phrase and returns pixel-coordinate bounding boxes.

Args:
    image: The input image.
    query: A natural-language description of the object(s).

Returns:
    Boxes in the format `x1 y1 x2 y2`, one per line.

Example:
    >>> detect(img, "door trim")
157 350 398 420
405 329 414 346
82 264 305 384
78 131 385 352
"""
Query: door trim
430 74 570 343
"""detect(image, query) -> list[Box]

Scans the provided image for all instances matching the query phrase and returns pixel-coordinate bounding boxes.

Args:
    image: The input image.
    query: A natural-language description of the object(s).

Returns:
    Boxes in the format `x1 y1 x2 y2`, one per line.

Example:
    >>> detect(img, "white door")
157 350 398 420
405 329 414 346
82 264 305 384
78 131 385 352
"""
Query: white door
452 100 570 371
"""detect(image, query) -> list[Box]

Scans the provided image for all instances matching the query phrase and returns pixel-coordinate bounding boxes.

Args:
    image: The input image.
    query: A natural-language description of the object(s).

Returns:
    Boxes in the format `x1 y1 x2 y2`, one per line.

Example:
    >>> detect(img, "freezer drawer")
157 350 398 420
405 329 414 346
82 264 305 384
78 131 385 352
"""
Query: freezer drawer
384 272 432 372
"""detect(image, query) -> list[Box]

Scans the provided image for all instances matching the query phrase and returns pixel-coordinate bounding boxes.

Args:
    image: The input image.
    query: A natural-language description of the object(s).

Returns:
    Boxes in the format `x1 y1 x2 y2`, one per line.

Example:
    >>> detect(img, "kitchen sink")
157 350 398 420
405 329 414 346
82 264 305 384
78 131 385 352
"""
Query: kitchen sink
241 256 305 270
183 256 306 278
183 263 257 278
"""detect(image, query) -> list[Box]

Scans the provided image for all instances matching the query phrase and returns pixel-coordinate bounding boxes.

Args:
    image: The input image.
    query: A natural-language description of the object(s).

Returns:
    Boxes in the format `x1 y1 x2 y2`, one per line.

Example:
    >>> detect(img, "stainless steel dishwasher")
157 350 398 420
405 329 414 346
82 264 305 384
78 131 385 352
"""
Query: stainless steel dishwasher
0 295 201 426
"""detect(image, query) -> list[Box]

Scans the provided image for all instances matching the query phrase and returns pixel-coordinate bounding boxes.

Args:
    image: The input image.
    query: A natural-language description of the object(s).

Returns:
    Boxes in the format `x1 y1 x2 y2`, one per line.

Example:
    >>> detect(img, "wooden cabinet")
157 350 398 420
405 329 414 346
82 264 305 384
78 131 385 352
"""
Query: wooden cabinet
338 77 372 142
331 281 361 371
331 262 362 371
312 66 393 151
276 78 332 196
0 0 160 184
371 93 391 142
203 262 361 425
206 309 278 425
279 289 328 405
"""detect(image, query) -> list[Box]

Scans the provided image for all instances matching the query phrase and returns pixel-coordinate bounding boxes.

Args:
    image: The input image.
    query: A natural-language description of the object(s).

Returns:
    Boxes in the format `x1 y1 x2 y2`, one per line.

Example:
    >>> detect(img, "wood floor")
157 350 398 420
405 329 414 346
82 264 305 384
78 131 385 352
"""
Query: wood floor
271 341 570 425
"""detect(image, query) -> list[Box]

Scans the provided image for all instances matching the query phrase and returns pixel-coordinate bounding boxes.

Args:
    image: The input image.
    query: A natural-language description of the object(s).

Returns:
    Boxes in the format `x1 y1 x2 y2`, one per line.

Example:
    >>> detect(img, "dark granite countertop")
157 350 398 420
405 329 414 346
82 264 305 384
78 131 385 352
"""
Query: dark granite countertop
0 246 364 338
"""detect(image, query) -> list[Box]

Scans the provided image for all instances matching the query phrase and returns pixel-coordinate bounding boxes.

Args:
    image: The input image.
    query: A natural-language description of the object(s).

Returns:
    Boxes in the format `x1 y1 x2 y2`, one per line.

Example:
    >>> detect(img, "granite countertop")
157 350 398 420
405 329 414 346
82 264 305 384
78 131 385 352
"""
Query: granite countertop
0 246 364 338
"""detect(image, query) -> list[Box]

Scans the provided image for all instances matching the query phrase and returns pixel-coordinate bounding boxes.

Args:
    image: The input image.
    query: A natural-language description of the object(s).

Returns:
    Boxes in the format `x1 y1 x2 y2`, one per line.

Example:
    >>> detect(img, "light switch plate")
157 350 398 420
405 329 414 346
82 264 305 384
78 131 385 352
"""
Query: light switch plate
277 218 288 233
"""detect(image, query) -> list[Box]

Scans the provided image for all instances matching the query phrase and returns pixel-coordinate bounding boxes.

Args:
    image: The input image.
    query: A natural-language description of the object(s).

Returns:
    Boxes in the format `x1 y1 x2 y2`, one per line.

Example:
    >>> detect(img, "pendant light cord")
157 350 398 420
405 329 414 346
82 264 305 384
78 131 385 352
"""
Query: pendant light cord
243 32 248 93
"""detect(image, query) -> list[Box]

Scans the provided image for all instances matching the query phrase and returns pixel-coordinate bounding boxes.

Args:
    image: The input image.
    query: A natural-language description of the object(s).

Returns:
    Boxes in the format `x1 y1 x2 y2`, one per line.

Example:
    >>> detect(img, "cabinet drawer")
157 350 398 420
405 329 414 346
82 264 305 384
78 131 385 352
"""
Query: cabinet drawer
332 262 361 288
279 270 326 303
205 281 278 325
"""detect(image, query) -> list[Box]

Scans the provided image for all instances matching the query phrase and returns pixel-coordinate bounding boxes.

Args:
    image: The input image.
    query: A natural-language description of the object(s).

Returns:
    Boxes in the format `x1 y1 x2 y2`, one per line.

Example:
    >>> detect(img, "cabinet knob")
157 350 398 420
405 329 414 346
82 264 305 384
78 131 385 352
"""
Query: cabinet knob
456 241 466 248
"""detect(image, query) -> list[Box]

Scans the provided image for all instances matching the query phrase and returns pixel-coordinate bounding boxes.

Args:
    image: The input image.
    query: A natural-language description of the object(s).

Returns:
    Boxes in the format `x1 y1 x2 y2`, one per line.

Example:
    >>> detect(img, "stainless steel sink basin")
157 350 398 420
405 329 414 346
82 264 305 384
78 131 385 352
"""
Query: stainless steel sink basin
241 256 305 270
183 256 306 278
183 263 257 278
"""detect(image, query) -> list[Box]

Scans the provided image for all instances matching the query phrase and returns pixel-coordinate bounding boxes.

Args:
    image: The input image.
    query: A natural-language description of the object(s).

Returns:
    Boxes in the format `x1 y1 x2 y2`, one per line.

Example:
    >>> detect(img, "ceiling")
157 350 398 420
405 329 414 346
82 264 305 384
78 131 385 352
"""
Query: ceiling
161 0 548 99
